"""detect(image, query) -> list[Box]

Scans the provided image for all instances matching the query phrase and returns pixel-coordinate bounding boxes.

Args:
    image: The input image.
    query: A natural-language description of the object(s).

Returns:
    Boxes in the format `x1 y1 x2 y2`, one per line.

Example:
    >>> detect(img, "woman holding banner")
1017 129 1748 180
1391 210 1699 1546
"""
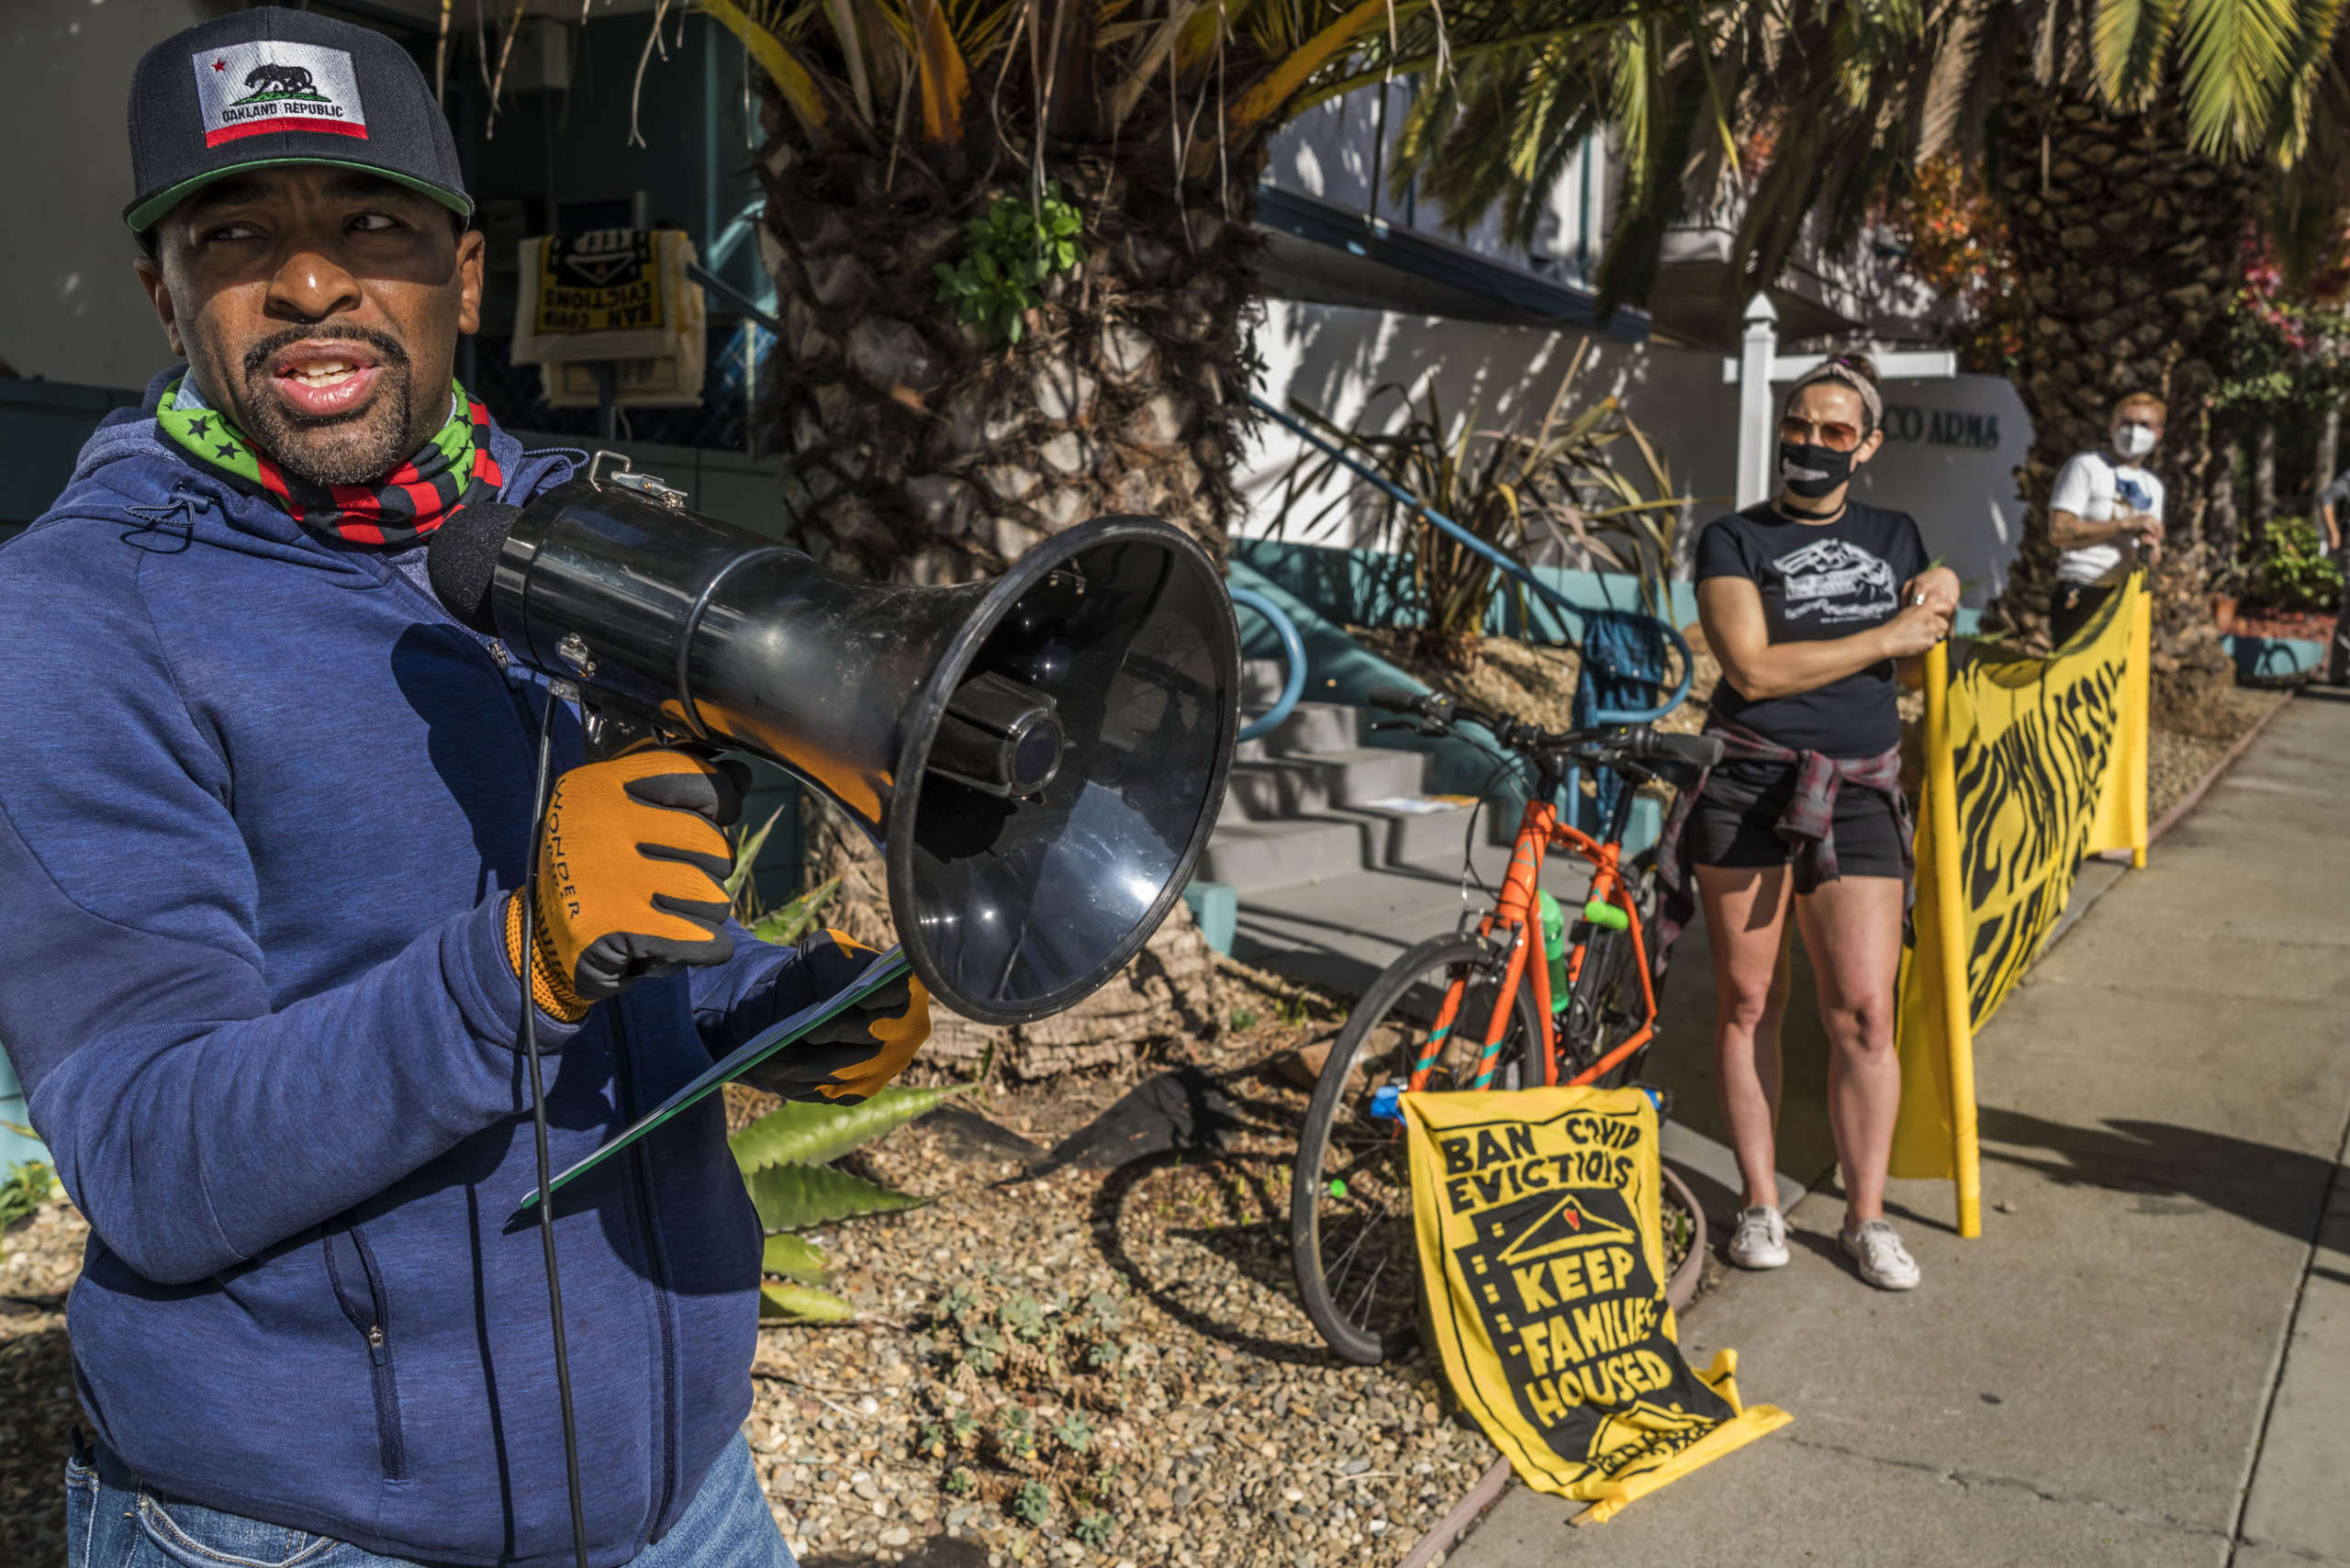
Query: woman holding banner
1684 354 1959 1292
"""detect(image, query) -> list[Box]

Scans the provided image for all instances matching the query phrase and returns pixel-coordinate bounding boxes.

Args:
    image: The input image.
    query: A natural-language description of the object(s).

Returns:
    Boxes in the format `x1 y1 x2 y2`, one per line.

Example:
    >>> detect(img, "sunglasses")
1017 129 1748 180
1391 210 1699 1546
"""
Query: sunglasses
1779 415 1864 453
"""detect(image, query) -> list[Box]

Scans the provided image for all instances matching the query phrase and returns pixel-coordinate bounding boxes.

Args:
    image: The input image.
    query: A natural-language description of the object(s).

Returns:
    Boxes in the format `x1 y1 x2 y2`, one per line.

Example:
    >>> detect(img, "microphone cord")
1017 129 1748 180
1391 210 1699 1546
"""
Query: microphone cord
520 682 592 1568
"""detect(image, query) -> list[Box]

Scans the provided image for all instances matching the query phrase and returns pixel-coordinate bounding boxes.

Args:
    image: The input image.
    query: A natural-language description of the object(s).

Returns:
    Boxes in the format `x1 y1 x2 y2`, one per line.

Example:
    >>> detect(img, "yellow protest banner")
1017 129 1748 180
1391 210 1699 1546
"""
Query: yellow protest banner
1892 564 2151 1235
1402 1087 1789 1522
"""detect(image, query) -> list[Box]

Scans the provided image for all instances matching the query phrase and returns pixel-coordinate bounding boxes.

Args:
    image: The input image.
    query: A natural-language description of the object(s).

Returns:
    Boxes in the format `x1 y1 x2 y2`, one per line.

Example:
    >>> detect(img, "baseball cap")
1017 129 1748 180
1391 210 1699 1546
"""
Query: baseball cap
124 6 471 235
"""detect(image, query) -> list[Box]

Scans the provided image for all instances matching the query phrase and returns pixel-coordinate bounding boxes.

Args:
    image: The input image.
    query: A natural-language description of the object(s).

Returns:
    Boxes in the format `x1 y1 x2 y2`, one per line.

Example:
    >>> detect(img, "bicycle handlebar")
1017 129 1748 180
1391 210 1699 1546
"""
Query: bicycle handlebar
1624 729 1725 769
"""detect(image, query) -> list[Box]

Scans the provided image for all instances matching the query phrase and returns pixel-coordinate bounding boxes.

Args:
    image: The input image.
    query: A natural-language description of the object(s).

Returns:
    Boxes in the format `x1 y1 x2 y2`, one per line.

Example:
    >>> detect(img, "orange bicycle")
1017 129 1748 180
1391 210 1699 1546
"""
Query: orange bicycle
1289 688 1722 1364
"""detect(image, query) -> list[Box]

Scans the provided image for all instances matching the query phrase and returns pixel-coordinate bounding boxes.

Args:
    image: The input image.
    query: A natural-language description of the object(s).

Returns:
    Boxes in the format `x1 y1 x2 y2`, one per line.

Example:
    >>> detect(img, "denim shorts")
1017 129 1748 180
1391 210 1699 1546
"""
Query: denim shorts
64 1430 797 1568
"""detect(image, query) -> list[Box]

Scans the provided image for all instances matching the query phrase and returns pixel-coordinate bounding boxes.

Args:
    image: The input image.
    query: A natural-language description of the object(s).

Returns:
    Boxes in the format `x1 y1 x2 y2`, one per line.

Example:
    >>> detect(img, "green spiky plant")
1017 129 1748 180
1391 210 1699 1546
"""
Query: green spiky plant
723 809 971 1323
733 1081 974 1321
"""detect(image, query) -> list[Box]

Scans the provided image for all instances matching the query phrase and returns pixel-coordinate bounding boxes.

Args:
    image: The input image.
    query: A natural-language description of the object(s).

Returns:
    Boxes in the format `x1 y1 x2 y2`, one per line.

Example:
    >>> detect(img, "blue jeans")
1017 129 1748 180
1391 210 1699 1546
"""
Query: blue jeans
63 1432 797 1568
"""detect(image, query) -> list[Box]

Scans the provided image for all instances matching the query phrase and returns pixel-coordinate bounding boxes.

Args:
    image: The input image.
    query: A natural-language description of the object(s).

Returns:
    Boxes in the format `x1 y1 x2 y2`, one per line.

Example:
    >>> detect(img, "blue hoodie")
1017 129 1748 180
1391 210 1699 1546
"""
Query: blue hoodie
0 372 834 1567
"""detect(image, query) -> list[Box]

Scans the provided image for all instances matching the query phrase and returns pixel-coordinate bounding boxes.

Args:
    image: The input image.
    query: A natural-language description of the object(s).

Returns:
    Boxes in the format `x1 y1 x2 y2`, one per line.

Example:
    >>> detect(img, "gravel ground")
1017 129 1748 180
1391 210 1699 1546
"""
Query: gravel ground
744 987 1505 1568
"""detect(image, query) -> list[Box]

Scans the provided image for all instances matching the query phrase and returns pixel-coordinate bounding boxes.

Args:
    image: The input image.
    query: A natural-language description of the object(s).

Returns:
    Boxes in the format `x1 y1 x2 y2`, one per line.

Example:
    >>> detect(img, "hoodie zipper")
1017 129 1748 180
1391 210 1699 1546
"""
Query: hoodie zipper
322 1218 408 1480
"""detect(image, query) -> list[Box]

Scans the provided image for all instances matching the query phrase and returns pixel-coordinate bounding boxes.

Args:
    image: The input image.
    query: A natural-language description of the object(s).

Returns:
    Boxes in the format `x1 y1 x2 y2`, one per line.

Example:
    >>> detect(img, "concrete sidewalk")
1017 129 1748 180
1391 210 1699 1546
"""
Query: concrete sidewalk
1434 690 2350 1567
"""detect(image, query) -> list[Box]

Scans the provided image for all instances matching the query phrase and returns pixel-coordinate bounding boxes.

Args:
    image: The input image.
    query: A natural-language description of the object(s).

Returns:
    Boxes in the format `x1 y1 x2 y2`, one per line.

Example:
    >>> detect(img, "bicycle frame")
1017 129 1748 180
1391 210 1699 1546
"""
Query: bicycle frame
1404 773 1658 1095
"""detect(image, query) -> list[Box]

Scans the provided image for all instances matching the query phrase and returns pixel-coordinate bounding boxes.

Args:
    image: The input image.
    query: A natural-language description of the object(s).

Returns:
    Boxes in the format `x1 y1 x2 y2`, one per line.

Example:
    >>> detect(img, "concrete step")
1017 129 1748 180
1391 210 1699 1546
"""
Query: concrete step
1365 800 1484 868
1249 700 1361 758
1219 747 1430 822
1239 658 1291 708
1204 798 1486 892
1198 816 1368 892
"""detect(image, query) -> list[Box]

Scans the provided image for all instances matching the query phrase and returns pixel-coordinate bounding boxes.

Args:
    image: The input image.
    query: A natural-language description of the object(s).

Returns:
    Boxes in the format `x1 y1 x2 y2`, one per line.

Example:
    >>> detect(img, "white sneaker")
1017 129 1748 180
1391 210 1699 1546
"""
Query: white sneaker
1841 1217 1920 1291
1726 1204 1790 1270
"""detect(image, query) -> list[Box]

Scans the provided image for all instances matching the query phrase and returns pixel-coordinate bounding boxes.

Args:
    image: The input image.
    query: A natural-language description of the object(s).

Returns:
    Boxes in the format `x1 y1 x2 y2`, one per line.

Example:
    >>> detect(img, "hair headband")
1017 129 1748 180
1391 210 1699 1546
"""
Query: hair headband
1787 354 1883 431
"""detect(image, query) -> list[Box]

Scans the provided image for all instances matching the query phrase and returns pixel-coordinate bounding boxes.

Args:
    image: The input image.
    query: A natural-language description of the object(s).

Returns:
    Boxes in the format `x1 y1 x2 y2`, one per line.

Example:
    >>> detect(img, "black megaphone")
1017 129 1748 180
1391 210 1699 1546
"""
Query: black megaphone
428 459 1240 1026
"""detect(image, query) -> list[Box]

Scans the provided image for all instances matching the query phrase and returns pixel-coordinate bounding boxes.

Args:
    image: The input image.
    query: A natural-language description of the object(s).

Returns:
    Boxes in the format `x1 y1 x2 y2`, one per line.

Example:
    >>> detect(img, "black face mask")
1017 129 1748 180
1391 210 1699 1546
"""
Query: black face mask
1778 441 1853 500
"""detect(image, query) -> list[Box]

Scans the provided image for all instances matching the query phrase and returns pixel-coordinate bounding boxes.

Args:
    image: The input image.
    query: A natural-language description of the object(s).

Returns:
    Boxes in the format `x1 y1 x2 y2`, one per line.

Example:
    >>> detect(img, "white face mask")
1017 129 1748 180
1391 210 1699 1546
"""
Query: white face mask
2113 422 2157 460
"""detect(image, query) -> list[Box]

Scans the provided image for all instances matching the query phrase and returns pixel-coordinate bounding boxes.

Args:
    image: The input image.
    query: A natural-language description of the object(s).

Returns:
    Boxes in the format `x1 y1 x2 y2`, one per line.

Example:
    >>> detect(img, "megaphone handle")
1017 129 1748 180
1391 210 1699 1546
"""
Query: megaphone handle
581 700 721 764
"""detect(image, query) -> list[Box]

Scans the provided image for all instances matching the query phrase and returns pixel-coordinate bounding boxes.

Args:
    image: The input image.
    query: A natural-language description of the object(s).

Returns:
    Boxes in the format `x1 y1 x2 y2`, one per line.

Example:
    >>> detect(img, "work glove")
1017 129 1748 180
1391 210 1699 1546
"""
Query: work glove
505 750 752 1022
741 928 932 1104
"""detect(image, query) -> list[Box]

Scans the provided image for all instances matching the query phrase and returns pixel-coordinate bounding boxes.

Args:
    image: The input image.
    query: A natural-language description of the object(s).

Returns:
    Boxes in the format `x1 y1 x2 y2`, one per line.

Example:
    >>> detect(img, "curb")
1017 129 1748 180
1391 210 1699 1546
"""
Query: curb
1397 1458 1514 1568
2147 690 2300 846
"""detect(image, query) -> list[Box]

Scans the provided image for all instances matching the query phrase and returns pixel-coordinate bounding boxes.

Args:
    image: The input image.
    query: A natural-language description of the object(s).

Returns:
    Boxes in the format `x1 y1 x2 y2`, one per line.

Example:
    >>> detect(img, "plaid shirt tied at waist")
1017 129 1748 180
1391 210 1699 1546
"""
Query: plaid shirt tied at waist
1651 720 1917 976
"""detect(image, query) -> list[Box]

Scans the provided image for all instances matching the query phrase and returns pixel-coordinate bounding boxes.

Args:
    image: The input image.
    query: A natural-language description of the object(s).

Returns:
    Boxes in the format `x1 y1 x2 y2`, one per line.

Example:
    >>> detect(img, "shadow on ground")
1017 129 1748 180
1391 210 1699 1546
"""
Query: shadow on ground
1977 1105 2340 1244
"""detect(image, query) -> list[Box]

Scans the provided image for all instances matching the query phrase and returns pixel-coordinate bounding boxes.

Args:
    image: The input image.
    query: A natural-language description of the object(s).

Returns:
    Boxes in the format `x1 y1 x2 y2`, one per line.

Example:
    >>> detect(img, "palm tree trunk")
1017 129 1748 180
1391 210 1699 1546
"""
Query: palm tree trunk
2206 437 2236 555
755 108 1257 1070
754 132 1259 580
1982 82 2237 695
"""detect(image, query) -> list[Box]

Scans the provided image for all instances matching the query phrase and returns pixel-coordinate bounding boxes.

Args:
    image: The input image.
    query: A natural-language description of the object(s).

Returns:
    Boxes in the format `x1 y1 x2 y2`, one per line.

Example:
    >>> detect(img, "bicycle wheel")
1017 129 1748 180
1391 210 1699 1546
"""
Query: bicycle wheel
1291 933 1544 1365
1554 850 1662 1088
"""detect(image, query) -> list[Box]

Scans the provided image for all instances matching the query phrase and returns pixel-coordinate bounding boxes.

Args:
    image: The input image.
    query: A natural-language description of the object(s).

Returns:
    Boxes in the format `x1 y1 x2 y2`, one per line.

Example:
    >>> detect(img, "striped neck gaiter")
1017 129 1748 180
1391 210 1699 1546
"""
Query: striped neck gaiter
158 375 505 547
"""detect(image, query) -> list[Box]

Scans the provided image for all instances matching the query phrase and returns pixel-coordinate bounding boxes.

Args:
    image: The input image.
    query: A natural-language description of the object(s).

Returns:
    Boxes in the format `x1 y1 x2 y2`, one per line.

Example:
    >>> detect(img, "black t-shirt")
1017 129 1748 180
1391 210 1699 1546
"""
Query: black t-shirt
1695 499 1930 756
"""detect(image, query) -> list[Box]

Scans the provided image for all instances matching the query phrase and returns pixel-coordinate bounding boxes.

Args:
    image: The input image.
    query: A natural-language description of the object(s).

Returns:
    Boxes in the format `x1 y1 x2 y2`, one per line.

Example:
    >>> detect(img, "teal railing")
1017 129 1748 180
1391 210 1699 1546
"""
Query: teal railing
1228 586 1307 742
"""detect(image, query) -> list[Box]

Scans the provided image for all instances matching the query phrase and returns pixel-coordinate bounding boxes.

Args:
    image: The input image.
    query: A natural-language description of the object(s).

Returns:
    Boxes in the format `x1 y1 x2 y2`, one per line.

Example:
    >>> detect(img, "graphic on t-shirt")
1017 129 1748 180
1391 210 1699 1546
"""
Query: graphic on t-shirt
1773 537 1897 624
2116 476 2153 513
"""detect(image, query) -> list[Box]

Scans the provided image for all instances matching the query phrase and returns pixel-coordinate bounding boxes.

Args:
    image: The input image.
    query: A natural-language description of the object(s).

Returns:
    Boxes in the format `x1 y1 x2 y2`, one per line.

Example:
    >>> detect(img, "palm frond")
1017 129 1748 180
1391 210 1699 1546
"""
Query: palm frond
2093 0 2187 106
2174 0 2302 154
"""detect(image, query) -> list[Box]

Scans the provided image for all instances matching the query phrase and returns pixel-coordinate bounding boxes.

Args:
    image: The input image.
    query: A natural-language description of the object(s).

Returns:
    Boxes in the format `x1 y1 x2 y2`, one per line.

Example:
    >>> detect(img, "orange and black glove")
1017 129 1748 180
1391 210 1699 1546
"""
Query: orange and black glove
741 928 932 1103
505 750 752 1021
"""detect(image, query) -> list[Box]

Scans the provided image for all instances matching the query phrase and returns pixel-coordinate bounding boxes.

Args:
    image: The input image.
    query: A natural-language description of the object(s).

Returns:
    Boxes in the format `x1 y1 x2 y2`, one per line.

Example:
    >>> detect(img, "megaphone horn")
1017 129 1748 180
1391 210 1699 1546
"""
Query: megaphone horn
429 463 1242 1026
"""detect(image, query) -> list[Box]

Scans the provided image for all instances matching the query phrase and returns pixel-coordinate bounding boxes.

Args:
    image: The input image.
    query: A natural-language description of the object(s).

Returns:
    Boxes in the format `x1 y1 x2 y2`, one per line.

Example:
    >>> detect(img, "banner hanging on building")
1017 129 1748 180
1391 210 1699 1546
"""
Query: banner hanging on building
1891 566 2151 1226
1402 1087 1789 1522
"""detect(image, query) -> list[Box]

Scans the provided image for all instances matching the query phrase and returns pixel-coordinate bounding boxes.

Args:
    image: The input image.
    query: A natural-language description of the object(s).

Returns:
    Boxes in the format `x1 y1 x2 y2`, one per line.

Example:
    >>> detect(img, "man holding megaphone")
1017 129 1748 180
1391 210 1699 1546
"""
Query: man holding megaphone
0 11 931 1566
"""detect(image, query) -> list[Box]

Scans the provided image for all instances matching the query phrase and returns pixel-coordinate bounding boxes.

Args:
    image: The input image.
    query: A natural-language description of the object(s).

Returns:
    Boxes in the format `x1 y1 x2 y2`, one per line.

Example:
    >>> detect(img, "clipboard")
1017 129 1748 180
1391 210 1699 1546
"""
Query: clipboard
520 943 912 1207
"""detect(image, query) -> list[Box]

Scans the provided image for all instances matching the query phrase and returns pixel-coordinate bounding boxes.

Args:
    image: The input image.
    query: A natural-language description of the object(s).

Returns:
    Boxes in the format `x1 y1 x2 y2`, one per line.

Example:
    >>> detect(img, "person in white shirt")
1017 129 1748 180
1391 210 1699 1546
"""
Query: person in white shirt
2047 393 2167 645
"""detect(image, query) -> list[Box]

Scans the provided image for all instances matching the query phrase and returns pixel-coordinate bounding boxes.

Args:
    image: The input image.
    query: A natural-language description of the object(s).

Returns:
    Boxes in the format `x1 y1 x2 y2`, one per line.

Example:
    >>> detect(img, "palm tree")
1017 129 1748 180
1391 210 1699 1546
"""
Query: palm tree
693 0 1639 582
682 0 1645 1055
1391 1 2350 661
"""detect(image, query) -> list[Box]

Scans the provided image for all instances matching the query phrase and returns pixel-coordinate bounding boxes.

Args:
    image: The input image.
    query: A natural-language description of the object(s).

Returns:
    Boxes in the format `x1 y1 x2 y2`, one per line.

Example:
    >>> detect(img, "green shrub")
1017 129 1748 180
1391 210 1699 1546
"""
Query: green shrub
1052 1410 1094 1454
934 185 1084 345
2251 516 2345 612
0 1160 56 1230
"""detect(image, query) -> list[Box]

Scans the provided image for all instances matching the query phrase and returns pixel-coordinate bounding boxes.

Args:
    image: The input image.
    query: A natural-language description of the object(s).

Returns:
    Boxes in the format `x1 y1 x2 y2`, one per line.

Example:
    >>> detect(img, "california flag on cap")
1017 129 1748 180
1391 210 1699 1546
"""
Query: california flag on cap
190 41 367 147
